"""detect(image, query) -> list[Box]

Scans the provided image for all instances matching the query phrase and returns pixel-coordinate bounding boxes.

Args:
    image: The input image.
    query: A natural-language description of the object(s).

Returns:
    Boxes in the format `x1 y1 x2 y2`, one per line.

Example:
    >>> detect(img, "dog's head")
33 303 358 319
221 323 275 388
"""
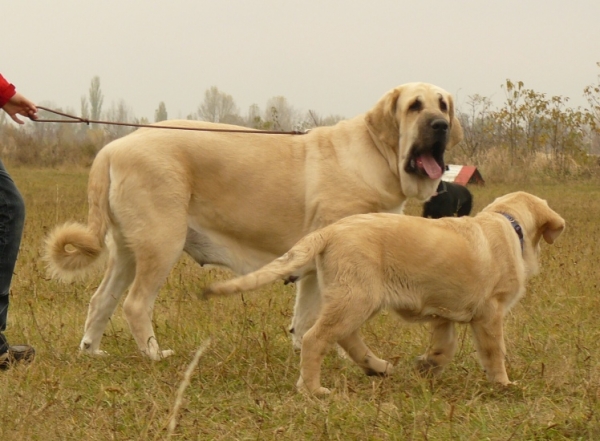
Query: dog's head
365 82 463 201
483 191 565 276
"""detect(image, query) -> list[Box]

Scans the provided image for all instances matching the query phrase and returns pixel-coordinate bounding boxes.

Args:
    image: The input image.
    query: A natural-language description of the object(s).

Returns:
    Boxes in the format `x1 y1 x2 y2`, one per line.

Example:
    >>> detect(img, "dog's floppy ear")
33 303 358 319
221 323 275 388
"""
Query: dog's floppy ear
447 95 464 148
539 205 565 244
537 201 565 244
365 87 401 152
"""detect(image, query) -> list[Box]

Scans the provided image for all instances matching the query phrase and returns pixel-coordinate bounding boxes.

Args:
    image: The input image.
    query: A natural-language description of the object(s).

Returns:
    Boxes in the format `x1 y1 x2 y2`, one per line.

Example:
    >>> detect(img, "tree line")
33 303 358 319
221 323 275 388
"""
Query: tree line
0 76 345 166
456 76 600 173
1 66 599 178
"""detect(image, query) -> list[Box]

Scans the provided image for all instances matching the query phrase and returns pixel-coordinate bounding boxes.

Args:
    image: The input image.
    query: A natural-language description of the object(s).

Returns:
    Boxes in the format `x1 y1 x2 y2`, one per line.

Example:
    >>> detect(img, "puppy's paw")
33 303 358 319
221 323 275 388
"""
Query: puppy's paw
415 355 442 376
296 378 331 396
312 387 331 396
161 349 175 358
335 345 349 359
365 361 393 377
298 385 331 396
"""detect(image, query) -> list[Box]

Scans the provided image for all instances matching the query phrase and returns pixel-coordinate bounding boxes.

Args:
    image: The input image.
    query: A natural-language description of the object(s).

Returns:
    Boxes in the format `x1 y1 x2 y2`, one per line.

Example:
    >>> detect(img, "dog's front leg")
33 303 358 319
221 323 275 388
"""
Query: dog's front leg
470 314 511 385
415 318 457 375
289 273 321 349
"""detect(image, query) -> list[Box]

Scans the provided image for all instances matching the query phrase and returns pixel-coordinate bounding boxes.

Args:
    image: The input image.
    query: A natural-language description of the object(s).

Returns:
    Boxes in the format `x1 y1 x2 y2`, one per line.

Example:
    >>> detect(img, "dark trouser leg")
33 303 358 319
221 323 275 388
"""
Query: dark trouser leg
0 331 8 355
0 159 26 354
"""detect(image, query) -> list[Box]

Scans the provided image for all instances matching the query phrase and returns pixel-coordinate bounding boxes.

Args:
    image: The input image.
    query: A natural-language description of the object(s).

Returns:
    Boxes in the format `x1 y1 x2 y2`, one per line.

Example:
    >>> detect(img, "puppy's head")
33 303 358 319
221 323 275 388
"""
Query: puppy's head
484 191 565 276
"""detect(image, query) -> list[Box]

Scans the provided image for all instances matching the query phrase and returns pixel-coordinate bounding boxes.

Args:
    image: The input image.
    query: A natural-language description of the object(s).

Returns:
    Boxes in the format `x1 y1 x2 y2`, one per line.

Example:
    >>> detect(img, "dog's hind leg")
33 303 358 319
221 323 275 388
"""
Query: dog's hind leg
80 233 136 355
121 225 186 361
297 288 380 395
338 330 393 377
415 318 458 376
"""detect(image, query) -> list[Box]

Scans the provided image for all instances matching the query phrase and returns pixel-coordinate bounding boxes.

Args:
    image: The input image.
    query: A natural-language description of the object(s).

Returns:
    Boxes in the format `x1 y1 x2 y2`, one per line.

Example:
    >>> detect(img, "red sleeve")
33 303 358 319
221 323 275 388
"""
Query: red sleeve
0 74 17 108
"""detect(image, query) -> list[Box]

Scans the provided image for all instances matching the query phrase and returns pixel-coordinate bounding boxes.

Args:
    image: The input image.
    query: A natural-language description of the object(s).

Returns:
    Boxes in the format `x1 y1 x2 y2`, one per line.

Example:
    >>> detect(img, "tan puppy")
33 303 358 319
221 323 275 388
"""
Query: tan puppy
204 192 565 395
44 82 462 361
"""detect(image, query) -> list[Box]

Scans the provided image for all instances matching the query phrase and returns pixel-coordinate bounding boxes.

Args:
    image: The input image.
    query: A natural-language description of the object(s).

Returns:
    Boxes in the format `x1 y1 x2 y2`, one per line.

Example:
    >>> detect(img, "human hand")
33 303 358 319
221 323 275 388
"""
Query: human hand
2 92 38 124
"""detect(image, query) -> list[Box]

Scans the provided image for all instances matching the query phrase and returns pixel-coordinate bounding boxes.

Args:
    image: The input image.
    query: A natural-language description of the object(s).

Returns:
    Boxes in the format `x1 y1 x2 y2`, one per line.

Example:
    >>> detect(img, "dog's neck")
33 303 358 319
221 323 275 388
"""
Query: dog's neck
499 212 524 253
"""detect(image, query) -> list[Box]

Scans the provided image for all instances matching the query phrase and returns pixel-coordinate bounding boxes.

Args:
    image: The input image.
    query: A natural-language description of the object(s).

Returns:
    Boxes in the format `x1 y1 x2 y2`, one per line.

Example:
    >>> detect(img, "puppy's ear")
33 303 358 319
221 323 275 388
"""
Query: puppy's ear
540 206 565 244
365 87 401 151
447 95 464 148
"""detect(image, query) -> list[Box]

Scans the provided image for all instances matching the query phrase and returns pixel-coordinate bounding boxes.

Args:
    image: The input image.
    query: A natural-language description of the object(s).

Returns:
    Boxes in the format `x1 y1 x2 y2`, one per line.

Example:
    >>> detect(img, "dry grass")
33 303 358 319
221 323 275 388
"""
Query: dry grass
444 145 600 186
1 166 599 440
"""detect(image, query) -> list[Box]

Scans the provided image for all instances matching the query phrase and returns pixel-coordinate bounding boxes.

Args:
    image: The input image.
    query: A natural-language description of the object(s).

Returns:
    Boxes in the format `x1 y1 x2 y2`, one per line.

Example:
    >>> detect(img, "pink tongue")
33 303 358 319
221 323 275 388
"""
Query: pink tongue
416 155 443 179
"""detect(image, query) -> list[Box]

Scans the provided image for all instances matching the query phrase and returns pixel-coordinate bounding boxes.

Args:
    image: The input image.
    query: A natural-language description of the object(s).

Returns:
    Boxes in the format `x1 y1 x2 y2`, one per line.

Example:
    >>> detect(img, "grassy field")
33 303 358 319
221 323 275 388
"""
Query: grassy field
1 167 599 440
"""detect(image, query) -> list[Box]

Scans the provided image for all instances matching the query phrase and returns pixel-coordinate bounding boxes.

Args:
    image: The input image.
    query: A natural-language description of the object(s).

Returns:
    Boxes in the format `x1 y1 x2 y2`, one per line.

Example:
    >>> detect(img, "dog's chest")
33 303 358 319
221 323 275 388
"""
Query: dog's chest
384 201 407 215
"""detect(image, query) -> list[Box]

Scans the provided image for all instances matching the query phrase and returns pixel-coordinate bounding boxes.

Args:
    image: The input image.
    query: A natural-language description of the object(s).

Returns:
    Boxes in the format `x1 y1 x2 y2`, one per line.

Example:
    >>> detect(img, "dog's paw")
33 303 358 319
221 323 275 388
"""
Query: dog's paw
298 385 331 396
364 360 393 377
414 355 442 376
311 387 331 396
142 348 175 361
80 348 109 357
296 378 331 396
335 345 349 359
161 349 175 358
289 329 302 352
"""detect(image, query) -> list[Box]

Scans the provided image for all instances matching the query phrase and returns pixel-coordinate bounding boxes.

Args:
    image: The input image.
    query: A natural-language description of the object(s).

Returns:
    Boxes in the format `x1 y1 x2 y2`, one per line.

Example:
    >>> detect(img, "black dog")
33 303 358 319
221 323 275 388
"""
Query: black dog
422 181 473 218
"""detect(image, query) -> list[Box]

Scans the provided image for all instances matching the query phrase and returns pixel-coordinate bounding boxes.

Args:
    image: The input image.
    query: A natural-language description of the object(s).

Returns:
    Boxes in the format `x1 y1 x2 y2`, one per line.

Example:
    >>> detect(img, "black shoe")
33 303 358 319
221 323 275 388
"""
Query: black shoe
0 345 35 370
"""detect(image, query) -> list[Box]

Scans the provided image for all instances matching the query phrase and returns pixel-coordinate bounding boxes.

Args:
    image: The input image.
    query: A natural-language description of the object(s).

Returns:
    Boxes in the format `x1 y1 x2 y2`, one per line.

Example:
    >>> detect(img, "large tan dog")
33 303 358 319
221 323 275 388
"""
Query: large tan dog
45 83 462 360
204 192 565 395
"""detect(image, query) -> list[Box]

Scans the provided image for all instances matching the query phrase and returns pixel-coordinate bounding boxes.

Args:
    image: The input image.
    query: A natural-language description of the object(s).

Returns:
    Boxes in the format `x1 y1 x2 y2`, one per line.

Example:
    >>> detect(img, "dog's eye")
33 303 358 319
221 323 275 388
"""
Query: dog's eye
408 99 422 112
439 98 448 112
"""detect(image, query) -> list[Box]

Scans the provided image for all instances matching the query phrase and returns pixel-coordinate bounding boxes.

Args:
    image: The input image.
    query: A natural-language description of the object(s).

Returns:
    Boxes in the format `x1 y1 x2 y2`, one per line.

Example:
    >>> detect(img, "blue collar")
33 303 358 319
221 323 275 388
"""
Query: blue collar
499 213 524 253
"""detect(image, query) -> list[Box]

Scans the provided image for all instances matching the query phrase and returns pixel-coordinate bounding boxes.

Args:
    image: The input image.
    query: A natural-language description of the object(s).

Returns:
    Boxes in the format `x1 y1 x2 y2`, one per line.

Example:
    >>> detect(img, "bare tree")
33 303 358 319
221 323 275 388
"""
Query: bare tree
584 61 600 154
244 103 272 129
457 94 495 158
80 96 90 119
198 86 239 123
105 99 135 140
264 95 299 131
304 110 345 129
88 76 103 129
155 101 168 122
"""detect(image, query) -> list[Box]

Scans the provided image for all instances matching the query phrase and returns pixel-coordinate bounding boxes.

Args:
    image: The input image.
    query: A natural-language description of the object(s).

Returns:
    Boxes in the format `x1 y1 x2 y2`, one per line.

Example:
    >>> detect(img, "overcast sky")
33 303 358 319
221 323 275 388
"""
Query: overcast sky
4 1 600 122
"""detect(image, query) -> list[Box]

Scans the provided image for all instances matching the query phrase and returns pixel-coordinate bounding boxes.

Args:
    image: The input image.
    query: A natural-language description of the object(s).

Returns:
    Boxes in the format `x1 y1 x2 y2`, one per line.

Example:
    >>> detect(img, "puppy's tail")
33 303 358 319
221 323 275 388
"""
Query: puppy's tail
203 231 328 299
44 150 112 281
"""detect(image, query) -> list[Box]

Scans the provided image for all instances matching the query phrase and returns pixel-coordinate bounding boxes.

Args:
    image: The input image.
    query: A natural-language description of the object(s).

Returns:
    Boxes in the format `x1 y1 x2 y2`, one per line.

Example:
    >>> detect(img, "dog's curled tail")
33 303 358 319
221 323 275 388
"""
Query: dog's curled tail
203 231 328 299
44 151 111 281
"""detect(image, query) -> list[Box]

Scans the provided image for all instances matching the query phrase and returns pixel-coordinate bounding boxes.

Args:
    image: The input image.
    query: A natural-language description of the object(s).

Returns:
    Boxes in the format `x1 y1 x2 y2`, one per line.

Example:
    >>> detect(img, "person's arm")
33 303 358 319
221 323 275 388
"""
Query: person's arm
0 74 16 107
0 74 37 124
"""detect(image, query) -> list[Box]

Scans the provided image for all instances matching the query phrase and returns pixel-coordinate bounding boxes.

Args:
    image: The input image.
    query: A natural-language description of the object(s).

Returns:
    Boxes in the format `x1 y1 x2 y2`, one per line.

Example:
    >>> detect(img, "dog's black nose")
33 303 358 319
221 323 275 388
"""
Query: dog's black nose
431 119 448 132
